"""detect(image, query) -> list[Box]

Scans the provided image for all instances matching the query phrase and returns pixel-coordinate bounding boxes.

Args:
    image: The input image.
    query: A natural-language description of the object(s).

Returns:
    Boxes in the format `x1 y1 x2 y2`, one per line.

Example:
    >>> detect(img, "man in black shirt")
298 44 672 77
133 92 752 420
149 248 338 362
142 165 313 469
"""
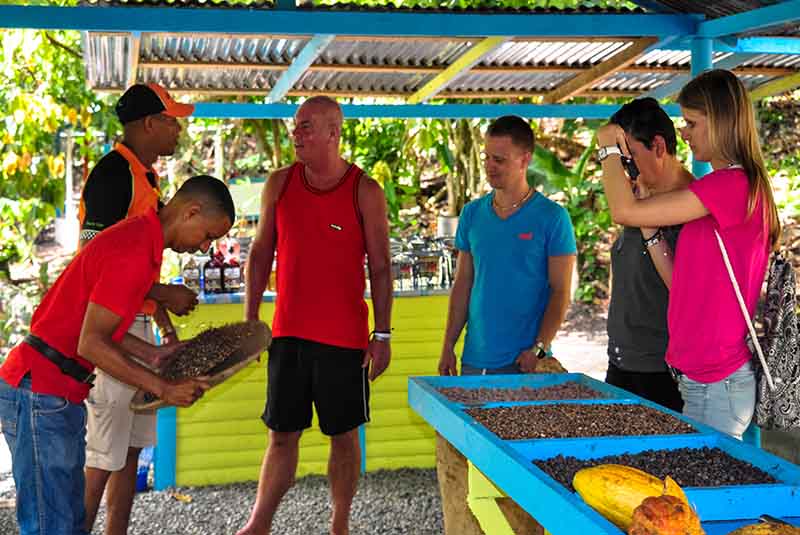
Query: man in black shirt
604 98 694 412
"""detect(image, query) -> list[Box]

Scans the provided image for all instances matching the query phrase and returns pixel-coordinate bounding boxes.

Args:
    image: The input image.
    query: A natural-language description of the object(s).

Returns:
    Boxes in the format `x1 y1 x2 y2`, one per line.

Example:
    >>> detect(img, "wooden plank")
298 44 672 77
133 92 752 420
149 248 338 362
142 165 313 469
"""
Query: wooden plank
127 32 140 86
408 36 510 104
543 37 657 103
750 71 800 100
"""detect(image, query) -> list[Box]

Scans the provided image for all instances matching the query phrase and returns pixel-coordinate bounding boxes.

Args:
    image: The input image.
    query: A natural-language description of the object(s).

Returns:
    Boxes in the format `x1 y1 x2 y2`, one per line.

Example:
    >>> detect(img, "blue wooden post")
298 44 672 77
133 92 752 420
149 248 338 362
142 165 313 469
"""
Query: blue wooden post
690 37 713 178
154 407 177 490
743 423 762 448
359 424 367 474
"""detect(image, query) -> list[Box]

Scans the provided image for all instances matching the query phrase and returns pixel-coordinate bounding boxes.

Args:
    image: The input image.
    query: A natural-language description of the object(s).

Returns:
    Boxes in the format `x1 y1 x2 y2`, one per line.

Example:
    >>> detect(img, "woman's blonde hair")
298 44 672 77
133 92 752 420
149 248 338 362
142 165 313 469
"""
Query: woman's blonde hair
677 69 781 250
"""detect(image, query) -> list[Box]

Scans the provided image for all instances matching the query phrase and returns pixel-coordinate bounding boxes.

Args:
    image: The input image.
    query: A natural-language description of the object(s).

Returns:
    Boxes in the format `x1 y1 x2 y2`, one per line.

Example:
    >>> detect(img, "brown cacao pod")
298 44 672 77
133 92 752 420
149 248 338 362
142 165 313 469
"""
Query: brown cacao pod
628 495 705 535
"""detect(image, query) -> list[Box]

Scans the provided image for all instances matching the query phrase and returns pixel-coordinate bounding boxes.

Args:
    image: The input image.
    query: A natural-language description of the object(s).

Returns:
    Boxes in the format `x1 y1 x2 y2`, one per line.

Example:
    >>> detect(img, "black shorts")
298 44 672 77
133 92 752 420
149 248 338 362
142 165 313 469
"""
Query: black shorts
263 337 370 436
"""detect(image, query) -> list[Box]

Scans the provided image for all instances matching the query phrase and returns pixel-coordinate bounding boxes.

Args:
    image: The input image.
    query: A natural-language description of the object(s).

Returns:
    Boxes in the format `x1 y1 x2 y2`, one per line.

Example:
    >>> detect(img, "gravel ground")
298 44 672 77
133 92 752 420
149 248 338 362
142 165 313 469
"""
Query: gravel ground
0 468 443 535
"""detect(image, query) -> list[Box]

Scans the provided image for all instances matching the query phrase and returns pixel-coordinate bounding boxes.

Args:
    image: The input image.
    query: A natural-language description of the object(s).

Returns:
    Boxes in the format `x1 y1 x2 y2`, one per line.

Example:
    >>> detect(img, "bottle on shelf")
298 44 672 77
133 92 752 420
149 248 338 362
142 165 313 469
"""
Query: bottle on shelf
203 246 224 294
181 256 201 294
222 242 243 294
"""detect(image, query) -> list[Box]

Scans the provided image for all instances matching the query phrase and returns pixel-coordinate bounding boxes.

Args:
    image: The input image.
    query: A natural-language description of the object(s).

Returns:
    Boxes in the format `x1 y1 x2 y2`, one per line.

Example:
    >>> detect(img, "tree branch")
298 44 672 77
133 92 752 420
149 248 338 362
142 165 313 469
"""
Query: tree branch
45 33 82 59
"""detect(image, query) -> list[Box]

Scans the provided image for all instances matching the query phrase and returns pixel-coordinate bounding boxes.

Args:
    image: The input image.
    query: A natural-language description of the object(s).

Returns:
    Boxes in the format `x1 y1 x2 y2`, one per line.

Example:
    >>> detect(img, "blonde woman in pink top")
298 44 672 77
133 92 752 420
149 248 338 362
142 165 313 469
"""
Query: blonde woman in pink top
596 69 781 439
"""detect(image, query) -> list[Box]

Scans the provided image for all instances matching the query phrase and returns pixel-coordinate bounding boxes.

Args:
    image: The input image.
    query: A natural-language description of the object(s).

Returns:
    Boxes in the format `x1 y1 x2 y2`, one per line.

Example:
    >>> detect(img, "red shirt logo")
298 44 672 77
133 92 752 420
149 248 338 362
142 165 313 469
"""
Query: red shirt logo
518 232 533 240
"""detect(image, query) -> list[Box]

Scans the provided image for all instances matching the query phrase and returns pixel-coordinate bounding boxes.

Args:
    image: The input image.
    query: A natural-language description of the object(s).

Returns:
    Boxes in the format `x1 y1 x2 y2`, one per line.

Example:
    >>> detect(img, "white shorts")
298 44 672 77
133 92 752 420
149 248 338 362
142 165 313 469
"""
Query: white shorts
85 316 157 472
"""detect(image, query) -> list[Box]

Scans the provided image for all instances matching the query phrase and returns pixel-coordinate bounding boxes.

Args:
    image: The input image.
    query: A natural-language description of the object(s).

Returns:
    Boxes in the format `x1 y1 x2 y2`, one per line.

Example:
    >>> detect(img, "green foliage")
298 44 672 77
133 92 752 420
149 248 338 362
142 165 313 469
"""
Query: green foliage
758 97 800 219
342 118 421 229
1 29 114 268
530 138 611 303
314 0 639 8
0 265 49 358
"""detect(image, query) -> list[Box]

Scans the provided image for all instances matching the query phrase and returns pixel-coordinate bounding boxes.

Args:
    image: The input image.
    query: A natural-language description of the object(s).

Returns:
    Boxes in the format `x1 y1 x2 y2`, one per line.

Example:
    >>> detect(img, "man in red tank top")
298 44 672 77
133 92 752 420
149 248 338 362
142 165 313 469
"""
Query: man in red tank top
239 97 393 535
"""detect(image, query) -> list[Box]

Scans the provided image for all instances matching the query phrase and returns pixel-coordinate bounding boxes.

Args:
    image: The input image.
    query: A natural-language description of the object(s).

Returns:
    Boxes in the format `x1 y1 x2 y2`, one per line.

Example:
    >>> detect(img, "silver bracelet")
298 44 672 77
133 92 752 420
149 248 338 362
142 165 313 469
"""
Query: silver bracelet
372 331 392 342
643 230 663 249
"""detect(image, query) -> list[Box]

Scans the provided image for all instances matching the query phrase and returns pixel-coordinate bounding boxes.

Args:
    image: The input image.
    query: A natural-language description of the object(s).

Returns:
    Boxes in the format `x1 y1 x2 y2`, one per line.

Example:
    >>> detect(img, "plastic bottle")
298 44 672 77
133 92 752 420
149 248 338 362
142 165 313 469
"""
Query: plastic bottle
135 446 154 492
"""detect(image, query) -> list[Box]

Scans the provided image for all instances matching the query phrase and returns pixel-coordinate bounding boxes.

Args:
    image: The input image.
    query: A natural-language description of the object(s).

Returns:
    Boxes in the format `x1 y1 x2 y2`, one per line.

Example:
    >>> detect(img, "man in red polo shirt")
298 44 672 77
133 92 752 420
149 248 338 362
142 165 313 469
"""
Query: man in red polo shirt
79 82 198 535
238 96 393 535
0 175 235 535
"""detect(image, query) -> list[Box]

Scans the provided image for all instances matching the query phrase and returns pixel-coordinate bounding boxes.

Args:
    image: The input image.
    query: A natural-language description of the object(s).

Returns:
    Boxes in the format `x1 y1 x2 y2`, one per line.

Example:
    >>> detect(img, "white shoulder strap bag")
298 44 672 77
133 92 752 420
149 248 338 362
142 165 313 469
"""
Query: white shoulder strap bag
714 229 777 391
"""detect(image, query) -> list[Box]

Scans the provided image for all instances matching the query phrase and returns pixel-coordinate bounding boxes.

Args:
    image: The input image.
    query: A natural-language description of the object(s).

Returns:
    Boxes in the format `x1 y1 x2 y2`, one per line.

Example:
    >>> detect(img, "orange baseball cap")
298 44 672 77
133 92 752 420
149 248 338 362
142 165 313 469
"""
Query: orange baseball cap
115 83 194 124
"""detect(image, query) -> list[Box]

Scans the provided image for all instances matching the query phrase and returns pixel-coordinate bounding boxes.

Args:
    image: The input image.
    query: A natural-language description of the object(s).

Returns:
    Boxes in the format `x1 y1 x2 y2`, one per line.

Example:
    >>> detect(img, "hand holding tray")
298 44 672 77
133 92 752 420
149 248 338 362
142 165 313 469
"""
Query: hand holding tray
131 320 271 412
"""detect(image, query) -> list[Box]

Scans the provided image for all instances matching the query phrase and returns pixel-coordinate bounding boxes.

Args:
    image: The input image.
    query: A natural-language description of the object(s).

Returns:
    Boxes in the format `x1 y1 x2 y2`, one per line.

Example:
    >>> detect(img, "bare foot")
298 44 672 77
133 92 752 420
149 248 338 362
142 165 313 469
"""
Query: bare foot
235 522 268 535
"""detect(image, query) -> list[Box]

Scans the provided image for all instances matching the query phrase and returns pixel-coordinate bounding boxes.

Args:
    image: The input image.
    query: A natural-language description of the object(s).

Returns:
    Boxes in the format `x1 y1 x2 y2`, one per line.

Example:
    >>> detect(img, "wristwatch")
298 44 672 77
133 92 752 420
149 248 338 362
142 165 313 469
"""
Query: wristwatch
597 146 622 162
533 341 550 360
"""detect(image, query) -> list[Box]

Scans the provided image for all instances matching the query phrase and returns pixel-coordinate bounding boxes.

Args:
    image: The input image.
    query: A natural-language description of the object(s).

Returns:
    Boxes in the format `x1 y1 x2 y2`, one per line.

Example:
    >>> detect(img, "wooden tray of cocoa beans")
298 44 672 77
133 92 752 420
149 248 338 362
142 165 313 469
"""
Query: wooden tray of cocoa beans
130 320 271 412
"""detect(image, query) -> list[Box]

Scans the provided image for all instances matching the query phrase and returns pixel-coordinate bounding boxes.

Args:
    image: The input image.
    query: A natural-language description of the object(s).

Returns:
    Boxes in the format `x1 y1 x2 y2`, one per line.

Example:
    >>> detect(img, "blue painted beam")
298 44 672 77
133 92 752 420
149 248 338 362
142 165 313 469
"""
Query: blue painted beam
644 75 690 100
193 102 682 119
267 34 334 103
626 0 678 13
644 52 756 100
660 36 800 55
691 38 713 178
0 5 697 37
697 0 800 38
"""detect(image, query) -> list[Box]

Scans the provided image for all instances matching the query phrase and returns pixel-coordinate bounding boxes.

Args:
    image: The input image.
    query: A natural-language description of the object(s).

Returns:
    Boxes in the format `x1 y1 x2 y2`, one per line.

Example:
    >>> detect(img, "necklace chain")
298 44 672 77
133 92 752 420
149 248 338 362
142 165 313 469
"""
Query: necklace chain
493 187 532 211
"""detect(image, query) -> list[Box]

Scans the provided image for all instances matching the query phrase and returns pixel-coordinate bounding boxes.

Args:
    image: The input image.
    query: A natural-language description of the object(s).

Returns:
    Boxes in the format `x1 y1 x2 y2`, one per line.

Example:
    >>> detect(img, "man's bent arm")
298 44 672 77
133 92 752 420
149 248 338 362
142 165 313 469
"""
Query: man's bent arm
535 254 576 348
360 177 393 332
78 302 170 397
442 251 474 351
245 168 288 322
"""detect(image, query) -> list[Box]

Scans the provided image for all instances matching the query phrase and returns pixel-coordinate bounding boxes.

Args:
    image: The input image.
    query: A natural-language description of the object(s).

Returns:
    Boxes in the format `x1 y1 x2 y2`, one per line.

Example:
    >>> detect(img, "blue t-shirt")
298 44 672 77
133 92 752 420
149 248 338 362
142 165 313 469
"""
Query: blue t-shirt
455 192 577 369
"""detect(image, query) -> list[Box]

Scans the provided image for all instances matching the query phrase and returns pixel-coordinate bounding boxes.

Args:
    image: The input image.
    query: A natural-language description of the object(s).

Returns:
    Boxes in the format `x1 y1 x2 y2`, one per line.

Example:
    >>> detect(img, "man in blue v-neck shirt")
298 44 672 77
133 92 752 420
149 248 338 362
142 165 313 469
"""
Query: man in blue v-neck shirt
438 115 577 376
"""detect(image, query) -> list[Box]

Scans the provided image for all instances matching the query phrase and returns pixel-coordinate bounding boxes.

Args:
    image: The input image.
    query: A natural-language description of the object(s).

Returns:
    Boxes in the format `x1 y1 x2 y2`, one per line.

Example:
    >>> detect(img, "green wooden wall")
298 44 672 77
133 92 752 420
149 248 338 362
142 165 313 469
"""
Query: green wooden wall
172 294 452 486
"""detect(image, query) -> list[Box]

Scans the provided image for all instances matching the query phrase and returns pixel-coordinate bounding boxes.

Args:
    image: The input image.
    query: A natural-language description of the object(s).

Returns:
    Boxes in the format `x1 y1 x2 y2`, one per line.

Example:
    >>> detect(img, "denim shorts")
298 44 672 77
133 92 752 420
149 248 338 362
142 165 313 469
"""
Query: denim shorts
0 377 89 535
677 360 756 440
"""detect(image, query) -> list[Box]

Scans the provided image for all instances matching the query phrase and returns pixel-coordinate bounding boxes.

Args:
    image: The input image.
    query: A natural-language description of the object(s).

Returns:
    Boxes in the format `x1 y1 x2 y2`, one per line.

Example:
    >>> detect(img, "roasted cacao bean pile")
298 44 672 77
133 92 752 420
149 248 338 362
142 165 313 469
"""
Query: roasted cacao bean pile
438 382 604 404
534 447 779 491
465 403 696 440
161 321 262 381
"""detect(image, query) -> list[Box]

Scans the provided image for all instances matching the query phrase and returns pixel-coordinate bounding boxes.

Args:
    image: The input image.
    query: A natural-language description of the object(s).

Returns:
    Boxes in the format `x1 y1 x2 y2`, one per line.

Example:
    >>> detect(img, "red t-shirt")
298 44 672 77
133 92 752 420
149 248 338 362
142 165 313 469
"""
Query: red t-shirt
0 209 164 403
272 162 369 349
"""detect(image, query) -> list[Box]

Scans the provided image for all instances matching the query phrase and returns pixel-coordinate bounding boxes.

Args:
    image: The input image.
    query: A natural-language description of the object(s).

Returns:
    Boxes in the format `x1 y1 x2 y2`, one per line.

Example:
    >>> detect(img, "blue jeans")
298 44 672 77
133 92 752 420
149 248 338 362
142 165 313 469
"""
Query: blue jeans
461 361 522 376
678 360 756 440
0 377 88 535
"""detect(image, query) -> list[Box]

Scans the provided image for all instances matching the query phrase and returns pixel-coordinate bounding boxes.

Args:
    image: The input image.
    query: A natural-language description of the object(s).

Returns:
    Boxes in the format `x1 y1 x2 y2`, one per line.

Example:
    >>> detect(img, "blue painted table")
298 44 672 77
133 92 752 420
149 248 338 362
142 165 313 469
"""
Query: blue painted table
409 373 800 534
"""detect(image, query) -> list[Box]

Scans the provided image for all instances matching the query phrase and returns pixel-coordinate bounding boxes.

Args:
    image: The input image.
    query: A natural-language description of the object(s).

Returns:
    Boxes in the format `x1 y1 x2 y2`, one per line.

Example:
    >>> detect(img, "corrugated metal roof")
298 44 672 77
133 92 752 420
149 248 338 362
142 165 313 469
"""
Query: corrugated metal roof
81 1 800 100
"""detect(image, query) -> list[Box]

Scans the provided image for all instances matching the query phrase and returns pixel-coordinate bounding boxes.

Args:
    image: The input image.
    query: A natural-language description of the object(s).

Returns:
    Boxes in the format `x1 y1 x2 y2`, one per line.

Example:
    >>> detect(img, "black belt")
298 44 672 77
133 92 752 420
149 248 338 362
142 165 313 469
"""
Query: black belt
667 365 683 383
23 334 95 386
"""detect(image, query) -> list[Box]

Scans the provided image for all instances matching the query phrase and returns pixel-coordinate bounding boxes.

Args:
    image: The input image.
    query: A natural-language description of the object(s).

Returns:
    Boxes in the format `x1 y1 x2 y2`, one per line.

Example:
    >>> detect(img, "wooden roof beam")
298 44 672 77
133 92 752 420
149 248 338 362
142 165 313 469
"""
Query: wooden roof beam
126 32 141 87
92 87 639 99
750 71 800 100
543 37 657 104
137 60 798 78
407 36 510 104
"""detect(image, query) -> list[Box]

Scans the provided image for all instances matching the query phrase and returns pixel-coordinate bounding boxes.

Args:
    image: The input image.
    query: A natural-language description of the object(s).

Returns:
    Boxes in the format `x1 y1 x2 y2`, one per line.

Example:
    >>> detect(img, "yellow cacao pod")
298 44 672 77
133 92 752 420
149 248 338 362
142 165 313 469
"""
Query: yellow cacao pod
573 464 687 531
